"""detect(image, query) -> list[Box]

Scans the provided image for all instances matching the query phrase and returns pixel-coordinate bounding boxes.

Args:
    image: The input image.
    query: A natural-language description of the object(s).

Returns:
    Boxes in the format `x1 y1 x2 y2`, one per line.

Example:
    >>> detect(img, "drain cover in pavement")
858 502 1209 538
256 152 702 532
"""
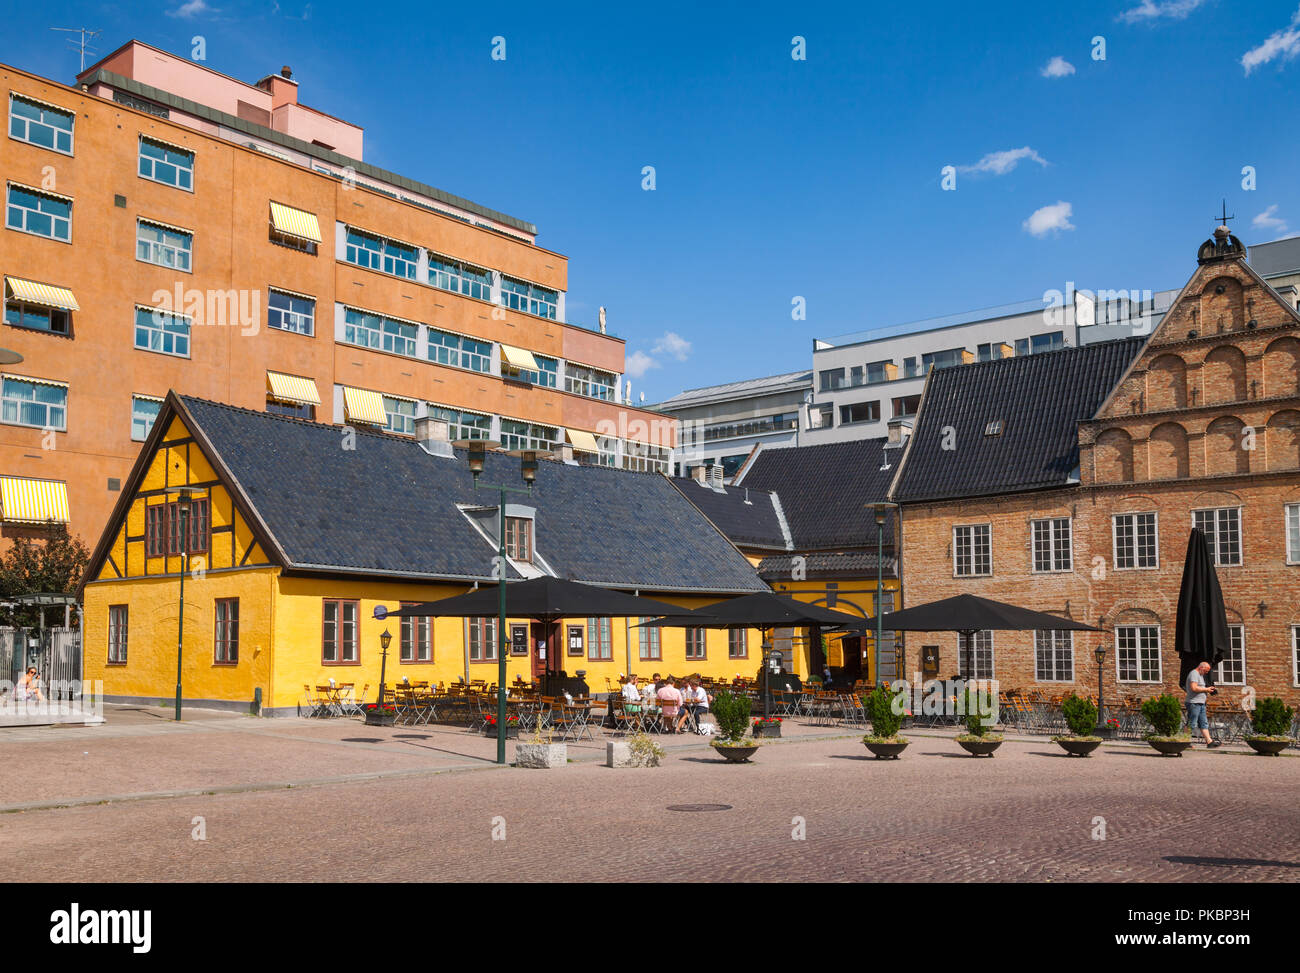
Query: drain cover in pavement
667 804 732 812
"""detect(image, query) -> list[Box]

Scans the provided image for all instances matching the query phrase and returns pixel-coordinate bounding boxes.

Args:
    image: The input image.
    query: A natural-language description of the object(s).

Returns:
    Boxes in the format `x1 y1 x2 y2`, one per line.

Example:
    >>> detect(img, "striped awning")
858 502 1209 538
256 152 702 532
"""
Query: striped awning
0 477 69 524
267 371 321 406
566 428 600 453
500 344 540 371
342 386 386 425
4 277 79 311
269 202 323 244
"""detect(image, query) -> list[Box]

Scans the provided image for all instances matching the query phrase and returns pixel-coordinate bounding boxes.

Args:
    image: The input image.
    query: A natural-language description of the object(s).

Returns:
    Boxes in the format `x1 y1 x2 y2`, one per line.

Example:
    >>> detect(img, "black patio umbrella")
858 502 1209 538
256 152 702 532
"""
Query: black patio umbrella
633 590 871 630
376 576 701 623
1173 528 1230 687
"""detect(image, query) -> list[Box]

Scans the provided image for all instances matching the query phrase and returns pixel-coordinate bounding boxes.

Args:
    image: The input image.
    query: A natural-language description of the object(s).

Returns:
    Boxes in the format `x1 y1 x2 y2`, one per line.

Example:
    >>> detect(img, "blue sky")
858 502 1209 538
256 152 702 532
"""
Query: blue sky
7 0 1300 402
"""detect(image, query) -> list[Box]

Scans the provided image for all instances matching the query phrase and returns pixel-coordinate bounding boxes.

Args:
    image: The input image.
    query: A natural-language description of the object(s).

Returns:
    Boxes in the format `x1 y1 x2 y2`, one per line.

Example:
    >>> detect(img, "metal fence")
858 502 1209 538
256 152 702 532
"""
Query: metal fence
0 626 82 699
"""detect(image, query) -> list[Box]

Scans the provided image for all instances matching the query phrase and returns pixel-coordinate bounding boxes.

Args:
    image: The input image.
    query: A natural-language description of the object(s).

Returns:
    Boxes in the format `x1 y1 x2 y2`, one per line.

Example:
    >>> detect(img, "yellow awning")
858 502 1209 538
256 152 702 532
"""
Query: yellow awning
342 386 386 425
0 477 69 524
269 201 323 244
5 277 79 311
500 344 540 371
566 428 600 453
266 371 321 406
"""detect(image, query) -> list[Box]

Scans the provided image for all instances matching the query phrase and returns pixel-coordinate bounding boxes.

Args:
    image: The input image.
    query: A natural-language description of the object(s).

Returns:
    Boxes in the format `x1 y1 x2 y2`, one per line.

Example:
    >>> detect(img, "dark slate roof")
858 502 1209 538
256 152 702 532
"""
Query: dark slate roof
669 478 789 551
175 397 767 593
757 552 896 581
892 337 1146 503
736 439 898 550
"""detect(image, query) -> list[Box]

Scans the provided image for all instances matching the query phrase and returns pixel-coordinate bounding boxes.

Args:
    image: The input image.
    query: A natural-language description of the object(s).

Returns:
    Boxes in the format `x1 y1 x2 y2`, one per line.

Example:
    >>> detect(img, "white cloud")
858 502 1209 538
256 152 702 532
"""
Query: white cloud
1022 201 1075 238
1040 56 1075 78
1242 5 1300 74
651 331 692 361
1117 0 1208 24
1252 204 1288 235
957 146 1049 177
167 0 212 16
624 351 659 379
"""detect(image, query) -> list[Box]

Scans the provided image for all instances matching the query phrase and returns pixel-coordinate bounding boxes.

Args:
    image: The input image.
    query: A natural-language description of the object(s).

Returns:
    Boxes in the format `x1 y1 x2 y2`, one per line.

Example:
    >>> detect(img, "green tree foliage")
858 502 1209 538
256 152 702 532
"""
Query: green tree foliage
865 684 903 739
1250 697 1294 737
0 525 90 627
1061 694 1098 737
1141 694 1184 737
711 689 752 742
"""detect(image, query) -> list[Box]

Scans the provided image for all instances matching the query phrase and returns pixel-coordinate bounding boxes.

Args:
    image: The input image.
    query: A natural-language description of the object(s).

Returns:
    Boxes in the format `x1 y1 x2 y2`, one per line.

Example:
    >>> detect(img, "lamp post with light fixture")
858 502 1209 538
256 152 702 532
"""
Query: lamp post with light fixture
1094 643 1111 737
453 438 549 765
865 502 898 687
365 628 395 726
172 486 202 721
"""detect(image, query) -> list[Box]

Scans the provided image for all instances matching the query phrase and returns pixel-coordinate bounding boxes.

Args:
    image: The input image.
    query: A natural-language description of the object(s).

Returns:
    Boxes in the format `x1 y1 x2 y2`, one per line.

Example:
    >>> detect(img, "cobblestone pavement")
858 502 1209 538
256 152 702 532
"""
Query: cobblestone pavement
0 709 1295 882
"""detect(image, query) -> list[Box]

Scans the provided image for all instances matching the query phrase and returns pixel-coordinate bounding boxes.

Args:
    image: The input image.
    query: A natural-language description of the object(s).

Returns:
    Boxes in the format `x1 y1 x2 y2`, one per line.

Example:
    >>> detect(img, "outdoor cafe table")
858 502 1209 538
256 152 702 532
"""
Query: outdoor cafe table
316 684 348 717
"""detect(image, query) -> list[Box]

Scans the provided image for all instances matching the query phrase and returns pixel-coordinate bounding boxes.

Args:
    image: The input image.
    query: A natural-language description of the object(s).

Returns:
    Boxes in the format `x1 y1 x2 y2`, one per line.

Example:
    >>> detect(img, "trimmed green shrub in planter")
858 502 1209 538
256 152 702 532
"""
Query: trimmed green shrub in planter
863 684 909 758
1141 693 1186 739
1246 697 1294 755
1052 693 1101 756
955 687 1002 755
710 688 759 760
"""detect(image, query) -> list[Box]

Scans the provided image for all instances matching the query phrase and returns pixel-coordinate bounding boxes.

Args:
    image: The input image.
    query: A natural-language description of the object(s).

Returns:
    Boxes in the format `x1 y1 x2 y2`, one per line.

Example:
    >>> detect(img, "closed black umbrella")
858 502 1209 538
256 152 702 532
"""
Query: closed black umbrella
1174 528 1230 687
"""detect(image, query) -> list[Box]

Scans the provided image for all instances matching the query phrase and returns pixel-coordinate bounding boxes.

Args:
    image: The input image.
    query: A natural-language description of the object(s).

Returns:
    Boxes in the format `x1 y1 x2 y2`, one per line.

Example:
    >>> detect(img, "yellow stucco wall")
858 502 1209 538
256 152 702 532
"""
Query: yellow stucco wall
768 578 901 680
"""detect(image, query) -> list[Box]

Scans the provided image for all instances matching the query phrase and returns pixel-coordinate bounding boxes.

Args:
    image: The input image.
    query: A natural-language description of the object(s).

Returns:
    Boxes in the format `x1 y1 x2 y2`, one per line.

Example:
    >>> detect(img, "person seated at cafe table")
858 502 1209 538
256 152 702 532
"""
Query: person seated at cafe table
656 677 685 733
642 674 661 706
685 678 711 715
621 674 643 707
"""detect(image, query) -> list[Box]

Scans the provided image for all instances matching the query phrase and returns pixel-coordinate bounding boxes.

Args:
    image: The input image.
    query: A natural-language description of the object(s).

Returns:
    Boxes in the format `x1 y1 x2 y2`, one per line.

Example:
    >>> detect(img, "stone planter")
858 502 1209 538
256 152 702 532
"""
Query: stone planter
1095 726 1118 740
483 725 520 739
751 722 782 739
863 739 909 760
515 742 567 768
363 709 396 727
957 737 1002 757
1054 737 1101 757
712 743 759 763
1147 738 1193 757
1245 737 1290 756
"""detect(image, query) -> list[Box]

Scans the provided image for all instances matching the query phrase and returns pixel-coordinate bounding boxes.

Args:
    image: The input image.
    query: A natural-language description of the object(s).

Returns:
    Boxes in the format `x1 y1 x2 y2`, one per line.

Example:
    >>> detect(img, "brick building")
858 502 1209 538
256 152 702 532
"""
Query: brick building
890 226 1300 705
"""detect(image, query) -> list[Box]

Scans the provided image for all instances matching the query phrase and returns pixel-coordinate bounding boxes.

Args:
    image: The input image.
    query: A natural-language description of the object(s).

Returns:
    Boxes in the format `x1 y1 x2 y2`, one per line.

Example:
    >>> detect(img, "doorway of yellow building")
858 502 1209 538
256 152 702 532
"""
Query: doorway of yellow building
530 620 558 683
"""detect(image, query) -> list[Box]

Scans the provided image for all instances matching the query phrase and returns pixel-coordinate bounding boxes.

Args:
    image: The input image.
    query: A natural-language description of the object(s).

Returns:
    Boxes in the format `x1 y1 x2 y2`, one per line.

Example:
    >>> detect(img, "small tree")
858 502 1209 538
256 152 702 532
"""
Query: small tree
1250 698 1294 738
962 686 998 737
710 689 751 743
1141 694 1184 737
1061 694 1098 737
865 684 904 740
0 525 90 627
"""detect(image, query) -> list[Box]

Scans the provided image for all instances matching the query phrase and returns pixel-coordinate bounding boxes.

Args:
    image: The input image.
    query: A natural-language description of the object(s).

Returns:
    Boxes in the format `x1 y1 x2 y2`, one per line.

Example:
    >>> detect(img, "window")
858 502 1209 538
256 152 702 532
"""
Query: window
267 290 315 335
588 617 612 660
428 328 491 373
685 627 706 660
214 598 239 664
400 605 432 663
500 276 557 319
977 342 1005 362
1113 513 1158 569
468 617 497 662
819 368 846 392
621 440 670 474
902 356 919 378
720 454 748 479
4 296 70 335
984 420 1004 437
1116 625 1161 682
108 605 128 664
1217 626 1245 685
323 599 360 664
504 516 533 562
638 618 660 660
136 220 192 272
1294 626 1300 687
500 418 558 452
1034 631 1073 681
270 226 317 254
864 361 892 384
266 398 314 420
892 395 920 418
1015 331 1064 356
343 308 417 357
953 524 991 576
131 395 162 441
509 354 558 388
565 363 617 400
429 405 491 441
1 376 66 430
144 499 209 557
1193 507 1241 566
809 403 833 429
9 94 74 153
701 412 800 442
381 395 416 436
1031 517 1072 572
839 401 880 425
728 629 748 659
134 306 190 358
6 185 70 241
958 631 993 680
344 229 417 280
114 90 168 118
567 625 584 657
138 137 193 190
922 348 966 371
429 254 491 301
1288 504 1300 564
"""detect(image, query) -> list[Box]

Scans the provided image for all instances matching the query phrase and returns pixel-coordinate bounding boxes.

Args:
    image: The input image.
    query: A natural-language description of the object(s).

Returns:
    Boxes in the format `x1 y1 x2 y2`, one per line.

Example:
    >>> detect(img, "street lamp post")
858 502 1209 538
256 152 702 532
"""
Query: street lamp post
865 502 898 687
1094 643 1109 736
454 438 549 766
173 487 201 721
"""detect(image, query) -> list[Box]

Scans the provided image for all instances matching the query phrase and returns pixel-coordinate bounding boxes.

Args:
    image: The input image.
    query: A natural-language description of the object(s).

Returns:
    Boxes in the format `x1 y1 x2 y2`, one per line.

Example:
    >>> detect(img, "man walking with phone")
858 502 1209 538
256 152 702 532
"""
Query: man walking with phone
1185 661 1221 748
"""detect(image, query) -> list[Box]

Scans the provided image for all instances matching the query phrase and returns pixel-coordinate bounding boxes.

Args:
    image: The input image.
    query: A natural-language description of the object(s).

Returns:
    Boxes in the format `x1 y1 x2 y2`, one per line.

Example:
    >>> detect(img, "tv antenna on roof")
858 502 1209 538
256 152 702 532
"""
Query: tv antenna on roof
50 27 102 73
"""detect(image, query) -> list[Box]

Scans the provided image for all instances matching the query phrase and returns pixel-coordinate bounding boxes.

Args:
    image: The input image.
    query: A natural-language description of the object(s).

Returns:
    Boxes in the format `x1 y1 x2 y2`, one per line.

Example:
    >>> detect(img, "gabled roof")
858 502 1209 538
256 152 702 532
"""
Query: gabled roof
892 338 1146 503
757 552 896 581
735 438 897 550
87 395 768 595
650 370 812 410
668 478 791 551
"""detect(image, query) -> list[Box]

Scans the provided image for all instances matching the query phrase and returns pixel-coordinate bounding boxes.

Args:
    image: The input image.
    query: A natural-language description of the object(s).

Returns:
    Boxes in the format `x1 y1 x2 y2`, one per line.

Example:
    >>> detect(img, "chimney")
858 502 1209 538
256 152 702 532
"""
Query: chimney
558 444 577 465
886 417 913 447
415 416 454 458
691 464 708 485
708 466 725 492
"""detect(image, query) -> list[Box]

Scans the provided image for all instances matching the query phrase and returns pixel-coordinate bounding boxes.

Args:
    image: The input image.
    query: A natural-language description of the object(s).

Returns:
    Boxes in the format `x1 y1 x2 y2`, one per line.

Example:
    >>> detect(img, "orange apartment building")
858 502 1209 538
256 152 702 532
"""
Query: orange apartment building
0 39 671 549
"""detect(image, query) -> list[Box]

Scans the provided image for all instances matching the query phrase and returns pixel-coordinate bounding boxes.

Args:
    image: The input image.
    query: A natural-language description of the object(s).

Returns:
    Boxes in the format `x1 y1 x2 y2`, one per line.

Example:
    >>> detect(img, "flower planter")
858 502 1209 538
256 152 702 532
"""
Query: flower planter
483 725 520 739
1147 738 1192 757
751 722 782 739
1054 737 1101 757
863 738 909 760
515 742 566 768
957 737 1002 757
363 709 396 727
712 742 759 763
1245 737 1290 756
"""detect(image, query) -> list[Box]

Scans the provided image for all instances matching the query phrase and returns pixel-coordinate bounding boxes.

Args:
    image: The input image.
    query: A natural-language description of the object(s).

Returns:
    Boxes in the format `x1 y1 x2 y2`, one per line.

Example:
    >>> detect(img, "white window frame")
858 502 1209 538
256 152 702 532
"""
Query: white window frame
1293 626 1300 687
429 404 492 441
1033 630 1074 682
1115 625 1162 683
136 219 193 273
131 394 163 442
267 288 316 336
8 93 74 155
134 305 191 358
953 523 992 577
1217 625 1245 686
0 375 67 431
1113 512 1159 570
138 136 194 191
381 394 417 436
958 630 994 681
500 417 559 452
1031 517 1072 573
1284 503 1299 565
343 307 417 357
6 183 71 242
1192 506 1242 567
